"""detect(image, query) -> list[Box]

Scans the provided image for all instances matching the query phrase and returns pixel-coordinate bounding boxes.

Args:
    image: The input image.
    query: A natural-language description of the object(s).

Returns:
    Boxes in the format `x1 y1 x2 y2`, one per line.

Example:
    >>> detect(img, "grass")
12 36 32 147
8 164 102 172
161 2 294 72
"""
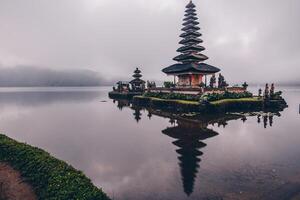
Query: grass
135 96 200 105
210 97 262 105
136 96 262 106
0 134 110 200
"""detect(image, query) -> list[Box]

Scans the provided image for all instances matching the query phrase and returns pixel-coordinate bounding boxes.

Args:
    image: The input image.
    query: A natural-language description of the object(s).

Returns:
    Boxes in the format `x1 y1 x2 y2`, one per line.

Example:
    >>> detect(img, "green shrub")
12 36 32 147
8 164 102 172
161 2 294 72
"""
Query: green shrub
144 92 201 102
201 91 253 102
0 134 110 200
163 82 175 88
271 91 283 100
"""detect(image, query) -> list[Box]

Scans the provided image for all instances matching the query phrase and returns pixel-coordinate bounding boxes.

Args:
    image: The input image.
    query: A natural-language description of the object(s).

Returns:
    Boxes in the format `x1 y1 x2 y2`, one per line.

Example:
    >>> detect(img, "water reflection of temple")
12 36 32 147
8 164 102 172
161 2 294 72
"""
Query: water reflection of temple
132 106 142 122
113 99 130 110
162 120 218 196
113 99 143 123
111 98 283 196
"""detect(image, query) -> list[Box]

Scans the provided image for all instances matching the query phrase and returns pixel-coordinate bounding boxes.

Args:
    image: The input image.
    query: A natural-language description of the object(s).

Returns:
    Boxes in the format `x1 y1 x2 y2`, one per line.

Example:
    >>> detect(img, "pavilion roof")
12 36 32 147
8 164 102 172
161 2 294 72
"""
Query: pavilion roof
162 63 220 75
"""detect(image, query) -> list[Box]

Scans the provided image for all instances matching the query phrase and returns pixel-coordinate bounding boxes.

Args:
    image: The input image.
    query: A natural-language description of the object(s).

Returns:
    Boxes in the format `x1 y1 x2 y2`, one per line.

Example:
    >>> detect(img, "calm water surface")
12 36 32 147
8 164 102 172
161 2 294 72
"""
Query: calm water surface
0 87 300 200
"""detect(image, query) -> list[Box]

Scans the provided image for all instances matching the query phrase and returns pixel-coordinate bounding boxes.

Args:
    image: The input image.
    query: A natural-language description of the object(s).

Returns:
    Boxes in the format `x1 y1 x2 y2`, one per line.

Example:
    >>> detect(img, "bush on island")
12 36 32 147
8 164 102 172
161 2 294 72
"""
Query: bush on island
144 91 253 103
0 134 110 200
144 92 201 101
200 91 253 102
163 81 176 88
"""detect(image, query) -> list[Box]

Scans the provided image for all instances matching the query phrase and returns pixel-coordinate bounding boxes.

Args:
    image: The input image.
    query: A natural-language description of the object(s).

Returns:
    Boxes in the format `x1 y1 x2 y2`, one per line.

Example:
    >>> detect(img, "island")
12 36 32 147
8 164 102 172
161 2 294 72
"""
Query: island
109 0 287 114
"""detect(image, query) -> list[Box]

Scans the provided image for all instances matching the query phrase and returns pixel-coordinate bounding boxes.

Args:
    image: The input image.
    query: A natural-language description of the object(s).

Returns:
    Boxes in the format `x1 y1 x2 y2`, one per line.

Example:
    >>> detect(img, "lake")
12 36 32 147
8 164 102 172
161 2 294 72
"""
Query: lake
0 86 299 200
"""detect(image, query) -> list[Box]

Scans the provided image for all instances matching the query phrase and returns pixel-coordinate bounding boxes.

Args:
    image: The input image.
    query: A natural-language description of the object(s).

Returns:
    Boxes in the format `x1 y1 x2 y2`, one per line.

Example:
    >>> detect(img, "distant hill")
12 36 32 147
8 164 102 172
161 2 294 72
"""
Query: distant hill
0 66 113 87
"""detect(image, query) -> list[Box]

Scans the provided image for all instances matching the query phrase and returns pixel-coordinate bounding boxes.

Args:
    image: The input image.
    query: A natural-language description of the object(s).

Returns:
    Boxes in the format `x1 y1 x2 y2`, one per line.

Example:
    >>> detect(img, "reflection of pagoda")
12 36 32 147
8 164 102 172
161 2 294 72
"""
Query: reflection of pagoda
131 105 143 123
113 99 131 110
162 120 218 196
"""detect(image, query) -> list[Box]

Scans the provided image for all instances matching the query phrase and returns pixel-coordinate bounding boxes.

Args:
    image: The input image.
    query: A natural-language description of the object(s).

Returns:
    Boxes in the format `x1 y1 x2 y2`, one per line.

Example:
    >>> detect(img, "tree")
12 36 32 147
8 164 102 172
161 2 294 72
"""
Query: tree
209 75 216 88
242 82 249 90
258 88 262 97
264 83 269 99
270 83 275 98
218 74 228 88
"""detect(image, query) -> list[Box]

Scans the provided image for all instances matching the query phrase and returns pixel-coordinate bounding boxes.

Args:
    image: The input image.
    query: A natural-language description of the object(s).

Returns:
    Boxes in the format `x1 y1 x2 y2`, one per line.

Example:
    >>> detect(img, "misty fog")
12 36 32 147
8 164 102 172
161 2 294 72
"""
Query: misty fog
0 0 299 86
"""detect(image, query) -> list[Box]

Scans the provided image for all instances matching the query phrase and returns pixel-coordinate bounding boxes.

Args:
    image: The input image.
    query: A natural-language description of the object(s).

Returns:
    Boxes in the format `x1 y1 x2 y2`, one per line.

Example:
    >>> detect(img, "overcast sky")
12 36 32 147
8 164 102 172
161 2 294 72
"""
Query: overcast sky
0 0 299 85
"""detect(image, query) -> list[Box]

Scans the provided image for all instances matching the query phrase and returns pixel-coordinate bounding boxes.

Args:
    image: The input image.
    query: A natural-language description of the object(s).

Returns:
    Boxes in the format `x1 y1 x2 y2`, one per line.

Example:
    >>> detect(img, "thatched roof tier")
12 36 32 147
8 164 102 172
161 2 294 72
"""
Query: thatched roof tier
183 16 198 21
183 20 199 26
134 68 141 74
186 8 196 13
186 1 196 9
179 37 203 45
133 74 142 78
180 31 202 38
162 63 220 75
184 12 197 17
173 53 208 63
181 25 200 32
177 45 205 53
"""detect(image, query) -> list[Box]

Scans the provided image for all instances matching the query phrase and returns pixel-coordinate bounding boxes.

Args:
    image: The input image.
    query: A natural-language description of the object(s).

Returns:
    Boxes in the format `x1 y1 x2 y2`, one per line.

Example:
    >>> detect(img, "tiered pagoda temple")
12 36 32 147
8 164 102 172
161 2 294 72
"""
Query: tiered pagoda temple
162 1 220 87
130 68 145 92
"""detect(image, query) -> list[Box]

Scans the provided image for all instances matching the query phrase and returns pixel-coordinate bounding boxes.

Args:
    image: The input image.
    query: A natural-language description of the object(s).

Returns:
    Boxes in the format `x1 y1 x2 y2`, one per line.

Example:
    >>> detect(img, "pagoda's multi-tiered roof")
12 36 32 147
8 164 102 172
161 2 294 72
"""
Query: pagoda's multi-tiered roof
130 68 145 84
162 1 220 75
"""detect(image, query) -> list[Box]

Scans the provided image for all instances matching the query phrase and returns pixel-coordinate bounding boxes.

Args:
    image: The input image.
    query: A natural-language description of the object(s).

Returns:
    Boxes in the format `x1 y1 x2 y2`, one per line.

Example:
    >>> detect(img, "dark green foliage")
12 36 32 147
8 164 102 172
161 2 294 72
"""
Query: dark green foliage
242 82 249 90
0 135 110 200
271 91 283 100
201 91 253 102
144 91 253 103
217 74 228 88
144 92 201 102
258 88 262 97
209 75 216 88
264 83 270 99
163 82 175 88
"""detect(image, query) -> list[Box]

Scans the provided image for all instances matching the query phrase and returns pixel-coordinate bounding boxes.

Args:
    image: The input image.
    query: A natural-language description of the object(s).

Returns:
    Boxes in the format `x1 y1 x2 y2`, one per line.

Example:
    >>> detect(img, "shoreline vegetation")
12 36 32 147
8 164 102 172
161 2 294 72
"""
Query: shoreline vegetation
132 95 287 113
0 134 110 200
